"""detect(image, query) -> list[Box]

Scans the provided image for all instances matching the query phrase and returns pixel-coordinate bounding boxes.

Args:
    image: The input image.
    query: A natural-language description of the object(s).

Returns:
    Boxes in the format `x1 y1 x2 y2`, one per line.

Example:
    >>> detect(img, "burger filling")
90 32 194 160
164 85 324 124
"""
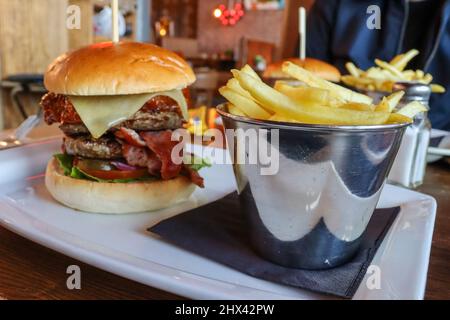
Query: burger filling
41 92 208 187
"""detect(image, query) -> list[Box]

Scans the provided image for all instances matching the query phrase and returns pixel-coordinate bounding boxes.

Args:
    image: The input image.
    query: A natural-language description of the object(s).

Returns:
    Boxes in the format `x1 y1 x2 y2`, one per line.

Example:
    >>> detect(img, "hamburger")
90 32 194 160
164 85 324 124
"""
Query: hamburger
263 57 341 82
41 42 208 214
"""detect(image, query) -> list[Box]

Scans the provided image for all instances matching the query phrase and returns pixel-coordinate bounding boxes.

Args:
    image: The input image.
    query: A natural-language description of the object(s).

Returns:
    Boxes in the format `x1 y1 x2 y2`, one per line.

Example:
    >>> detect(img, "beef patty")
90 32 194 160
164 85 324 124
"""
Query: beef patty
59 110 183 136
63 135 123 159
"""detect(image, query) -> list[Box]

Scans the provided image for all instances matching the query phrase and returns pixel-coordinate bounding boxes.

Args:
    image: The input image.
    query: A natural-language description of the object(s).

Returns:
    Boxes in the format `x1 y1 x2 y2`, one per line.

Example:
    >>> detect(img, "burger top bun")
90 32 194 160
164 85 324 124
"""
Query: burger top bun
263 57 341 82
44 42 196 96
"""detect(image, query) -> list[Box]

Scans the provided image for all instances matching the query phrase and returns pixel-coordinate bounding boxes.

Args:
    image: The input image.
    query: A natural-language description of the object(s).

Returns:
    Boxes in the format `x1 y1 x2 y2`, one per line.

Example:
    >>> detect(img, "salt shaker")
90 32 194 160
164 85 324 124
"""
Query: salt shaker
388 82 431 188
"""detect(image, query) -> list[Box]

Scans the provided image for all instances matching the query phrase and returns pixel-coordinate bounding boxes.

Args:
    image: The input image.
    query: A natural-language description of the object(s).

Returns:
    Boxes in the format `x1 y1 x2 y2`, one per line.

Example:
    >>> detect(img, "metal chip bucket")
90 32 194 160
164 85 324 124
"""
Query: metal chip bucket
217 104 408 269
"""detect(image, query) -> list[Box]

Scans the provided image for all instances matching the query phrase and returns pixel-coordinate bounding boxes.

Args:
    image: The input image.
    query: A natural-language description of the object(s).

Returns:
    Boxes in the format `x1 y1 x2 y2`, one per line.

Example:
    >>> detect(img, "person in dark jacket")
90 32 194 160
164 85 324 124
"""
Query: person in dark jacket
306 0 450 129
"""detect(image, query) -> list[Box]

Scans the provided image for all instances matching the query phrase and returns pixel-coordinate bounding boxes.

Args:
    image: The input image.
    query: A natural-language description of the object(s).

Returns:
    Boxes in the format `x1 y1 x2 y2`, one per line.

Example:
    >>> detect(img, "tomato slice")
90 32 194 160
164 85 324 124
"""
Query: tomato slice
74 158 148 180
80 167 148 180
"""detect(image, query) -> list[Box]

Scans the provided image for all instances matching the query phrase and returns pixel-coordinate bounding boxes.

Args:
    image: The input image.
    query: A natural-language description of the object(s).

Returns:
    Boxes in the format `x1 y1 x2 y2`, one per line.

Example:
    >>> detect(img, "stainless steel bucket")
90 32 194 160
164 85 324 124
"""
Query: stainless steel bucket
217 104 409 270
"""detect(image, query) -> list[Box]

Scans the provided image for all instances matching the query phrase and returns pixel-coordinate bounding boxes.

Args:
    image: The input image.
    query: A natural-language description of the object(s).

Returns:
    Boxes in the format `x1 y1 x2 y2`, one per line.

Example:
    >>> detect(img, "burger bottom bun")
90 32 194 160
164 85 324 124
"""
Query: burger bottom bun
45 158 196 214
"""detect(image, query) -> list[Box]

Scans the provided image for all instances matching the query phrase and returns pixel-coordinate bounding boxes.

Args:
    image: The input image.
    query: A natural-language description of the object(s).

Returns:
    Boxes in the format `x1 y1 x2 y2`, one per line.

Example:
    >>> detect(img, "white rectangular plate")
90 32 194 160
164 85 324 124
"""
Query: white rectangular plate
0 139 436 300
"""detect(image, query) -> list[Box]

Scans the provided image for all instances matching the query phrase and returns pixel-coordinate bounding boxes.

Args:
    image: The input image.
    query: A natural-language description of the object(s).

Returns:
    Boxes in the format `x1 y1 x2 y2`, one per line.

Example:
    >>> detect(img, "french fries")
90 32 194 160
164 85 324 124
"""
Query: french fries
390 49 419 71
227 104 246 117
241 64 261 80
269 114 296 123
231 69 311 119
219 64 427 126
274 81 329 107
226 78 255 101
342 49 446 93
345 62 362 77
375 59 405 78
386 113 414 124
382 91 405 112
283 61 373 105
430 84 446 93
374 98 390 112
374 91 405 113
233 69 389 125
396 101 428 118
340 102 374 112
218 86 271 119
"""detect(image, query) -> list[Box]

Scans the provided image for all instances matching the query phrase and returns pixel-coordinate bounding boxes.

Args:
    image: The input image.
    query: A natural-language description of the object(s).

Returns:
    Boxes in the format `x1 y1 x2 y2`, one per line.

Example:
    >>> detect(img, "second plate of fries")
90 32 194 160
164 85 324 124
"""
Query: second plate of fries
219 62 426 127
342 49 446 94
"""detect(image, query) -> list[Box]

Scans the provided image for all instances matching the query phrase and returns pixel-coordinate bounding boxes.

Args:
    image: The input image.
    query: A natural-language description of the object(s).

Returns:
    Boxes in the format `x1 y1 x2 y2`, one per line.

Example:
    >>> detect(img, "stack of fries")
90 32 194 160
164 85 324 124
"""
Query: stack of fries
342 49 446 93
219 63 427 126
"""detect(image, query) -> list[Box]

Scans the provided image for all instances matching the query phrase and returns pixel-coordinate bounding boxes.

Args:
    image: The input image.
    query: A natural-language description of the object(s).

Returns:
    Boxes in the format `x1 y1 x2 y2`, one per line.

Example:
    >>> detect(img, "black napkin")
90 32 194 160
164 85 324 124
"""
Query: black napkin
149 192 399 299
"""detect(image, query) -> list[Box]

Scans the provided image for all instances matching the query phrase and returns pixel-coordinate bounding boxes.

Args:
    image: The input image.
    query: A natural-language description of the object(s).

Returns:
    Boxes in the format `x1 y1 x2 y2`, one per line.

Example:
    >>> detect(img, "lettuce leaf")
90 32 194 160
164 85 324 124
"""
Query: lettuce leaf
183 154 211 171
53 154 154 183
54 153 74 175
70 166 95 180
53 152 209 183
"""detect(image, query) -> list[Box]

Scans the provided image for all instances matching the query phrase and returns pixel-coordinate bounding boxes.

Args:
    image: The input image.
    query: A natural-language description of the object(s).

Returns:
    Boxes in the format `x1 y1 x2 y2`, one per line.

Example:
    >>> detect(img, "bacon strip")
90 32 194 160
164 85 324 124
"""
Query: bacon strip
122 144 162 176
41 92 81 124
122 144 149 168
146 152 163 176
115 127 146 147
182 164 204 188
120 129 204 187
140 130 182 180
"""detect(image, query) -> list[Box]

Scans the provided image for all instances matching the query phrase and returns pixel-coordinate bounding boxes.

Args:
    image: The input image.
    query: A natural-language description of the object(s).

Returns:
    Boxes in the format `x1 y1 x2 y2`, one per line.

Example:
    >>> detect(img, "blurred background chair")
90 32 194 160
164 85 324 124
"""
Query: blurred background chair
190 70 219 107
239 37 275 69
0 73 46 130
1 74 45 118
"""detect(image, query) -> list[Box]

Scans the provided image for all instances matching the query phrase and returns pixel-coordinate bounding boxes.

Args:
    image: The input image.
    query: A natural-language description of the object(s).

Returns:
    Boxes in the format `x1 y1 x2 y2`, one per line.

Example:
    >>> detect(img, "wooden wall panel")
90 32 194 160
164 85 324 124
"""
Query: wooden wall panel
0 0 69 78
68 0 94 50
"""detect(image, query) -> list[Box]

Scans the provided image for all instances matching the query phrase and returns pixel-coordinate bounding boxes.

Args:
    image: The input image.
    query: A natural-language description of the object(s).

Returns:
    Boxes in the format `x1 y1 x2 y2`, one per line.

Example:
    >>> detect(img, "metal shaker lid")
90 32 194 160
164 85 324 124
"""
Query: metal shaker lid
392 82 431 102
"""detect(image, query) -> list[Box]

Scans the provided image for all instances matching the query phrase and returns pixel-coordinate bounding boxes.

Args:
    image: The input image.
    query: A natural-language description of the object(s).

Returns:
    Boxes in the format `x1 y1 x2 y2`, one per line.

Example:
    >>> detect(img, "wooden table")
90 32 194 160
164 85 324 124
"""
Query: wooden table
0 162 449 300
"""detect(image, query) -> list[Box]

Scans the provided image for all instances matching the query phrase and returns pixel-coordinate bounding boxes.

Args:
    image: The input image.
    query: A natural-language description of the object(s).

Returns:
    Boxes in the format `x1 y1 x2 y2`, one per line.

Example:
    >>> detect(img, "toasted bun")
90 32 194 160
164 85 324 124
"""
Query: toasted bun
263 58 341 82
44 42 196 96
45 158 196 214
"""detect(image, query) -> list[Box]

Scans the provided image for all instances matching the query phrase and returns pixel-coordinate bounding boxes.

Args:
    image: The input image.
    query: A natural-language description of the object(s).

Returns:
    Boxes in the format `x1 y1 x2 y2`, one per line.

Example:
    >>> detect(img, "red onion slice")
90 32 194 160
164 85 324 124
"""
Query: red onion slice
111 161 139 171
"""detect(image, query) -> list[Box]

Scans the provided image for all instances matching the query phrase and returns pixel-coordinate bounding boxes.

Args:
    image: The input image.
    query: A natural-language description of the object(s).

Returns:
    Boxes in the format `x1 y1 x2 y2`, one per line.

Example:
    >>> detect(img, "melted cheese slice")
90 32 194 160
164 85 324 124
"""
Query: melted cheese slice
70 90 188 138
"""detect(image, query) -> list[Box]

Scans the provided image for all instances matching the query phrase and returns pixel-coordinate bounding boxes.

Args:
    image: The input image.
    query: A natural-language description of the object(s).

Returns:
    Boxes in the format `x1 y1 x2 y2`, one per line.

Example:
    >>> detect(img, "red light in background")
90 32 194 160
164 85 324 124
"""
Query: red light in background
215 2 245 26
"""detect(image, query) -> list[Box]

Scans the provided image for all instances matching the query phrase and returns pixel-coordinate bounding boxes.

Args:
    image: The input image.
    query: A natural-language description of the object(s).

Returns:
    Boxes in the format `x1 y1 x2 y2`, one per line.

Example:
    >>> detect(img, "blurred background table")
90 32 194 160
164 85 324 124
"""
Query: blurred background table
0 155 449 299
